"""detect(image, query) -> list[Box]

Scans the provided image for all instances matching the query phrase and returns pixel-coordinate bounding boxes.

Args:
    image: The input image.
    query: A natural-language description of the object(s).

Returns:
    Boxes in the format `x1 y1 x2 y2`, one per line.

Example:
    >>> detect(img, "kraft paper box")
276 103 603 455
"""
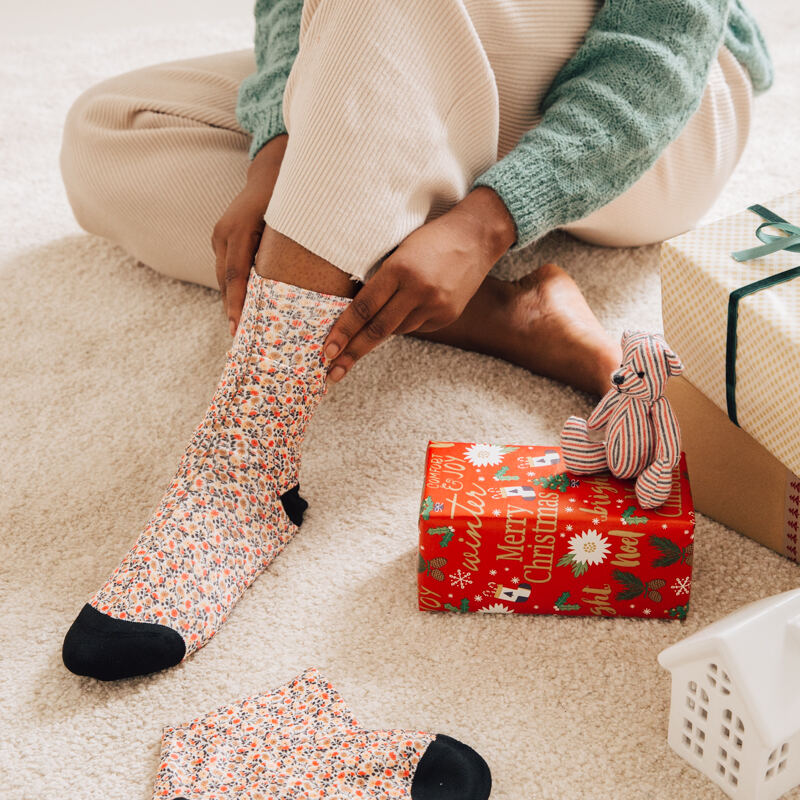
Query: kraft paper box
417 442 695 620
660 190 800 478
665 375 800 562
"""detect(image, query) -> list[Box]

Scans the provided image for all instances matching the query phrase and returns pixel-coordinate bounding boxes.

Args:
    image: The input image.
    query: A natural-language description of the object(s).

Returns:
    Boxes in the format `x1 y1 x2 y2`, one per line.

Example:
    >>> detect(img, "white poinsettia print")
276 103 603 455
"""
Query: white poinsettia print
479 603 515 614
463 443 505 467
569 529 611 565
557 529 611 578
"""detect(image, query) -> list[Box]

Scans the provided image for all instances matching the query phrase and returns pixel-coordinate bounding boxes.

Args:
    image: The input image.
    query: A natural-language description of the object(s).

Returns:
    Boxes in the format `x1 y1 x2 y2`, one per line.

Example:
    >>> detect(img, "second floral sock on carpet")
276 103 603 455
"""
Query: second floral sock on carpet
151 667 492 800
63 271 352 681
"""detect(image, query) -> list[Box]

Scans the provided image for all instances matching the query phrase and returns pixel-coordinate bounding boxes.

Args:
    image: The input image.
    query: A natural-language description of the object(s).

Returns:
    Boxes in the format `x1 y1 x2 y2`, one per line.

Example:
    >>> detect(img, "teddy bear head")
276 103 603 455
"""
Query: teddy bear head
609 330 683 401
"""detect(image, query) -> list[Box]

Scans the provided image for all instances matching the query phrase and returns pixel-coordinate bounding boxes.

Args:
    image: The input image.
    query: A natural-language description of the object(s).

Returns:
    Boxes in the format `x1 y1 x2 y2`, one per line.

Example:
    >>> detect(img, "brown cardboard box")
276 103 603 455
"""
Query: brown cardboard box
665 374 800 561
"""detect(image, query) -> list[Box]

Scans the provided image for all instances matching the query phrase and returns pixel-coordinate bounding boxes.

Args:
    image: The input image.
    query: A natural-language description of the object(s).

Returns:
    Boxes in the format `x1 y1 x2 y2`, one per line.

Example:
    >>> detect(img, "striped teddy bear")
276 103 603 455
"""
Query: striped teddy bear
559 330 684 509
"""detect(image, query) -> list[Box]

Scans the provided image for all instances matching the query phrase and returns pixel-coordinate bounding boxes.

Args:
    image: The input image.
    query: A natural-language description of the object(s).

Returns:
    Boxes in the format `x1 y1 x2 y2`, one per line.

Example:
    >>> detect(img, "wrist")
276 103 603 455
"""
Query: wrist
452 186 517 261
246 134 288 185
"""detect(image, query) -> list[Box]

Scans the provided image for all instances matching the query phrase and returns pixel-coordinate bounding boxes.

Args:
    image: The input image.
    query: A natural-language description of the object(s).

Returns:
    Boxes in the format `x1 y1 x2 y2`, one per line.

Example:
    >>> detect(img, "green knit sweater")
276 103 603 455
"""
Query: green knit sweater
235 0 773 253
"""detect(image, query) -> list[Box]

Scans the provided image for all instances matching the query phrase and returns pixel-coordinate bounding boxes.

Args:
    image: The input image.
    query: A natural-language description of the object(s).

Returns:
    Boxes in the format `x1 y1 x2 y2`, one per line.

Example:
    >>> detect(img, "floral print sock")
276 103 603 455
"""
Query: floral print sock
152 667 360 798
62 271 352 681
151 668 492 800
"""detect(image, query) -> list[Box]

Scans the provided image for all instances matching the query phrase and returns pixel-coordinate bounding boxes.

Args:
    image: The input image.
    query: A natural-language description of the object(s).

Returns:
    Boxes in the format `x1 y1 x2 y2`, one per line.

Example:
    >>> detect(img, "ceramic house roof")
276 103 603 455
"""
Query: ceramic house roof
658 589 800 749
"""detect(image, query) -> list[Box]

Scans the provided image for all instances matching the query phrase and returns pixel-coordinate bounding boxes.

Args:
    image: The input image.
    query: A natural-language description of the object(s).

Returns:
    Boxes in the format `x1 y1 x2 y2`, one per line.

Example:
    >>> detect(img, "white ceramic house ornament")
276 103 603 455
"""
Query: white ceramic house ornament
658 589 800 799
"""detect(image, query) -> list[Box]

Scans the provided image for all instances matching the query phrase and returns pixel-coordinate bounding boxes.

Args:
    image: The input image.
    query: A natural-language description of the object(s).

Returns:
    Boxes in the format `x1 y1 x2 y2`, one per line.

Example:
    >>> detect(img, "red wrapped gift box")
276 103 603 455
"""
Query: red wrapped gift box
418 442 695 619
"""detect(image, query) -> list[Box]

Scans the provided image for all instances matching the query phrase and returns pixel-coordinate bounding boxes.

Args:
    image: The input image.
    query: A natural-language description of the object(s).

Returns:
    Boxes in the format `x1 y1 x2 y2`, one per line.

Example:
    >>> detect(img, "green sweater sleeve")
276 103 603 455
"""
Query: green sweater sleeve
471 0 739 253
236 0 304 161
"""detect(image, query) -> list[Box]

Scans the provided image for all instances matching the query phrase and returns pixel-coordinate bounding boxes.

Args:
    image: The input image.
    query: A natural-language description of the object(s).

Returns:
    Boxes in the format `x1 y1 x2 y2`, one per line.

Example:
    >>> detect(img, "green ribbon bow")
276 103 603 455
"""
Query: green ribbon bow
731 204 800 262
725 204 800 426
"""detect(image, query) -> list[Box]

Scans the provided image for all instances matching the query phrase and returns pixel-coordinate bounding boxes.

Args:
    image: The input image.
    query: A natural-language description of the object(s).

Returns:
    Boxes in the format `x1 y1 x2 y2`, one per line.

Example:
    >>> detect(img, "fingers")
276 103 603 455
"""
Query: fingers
213 232 227 309
224 229 260 335
322 270 398 367
326 292 416 381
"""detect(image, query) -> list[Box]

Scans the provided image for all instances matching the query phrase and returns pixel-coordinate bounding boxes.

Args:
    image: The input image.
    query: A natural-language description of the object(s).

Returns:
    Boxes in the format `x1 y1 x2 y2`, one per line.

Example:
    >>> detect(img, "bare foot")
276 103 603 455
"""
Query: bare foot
507 263 622 395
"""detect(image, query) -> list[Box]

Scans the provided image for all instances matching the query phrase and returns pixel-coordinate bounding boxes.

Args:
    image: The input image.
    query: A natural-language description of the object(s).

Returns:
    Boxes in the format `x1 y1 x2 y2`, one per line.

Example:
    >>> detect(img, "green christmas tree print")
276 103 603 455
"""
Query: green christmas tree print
444 598 470 613
532 472 569 493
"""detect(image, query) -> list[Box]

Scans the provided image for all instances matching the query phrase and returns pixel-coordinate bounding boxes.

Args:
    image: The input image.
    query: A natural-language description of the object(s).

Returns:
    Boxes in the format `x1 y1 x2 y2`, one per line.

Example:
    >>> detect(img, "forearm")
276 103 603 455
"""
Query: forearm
245 133 288 188
471 0 730 252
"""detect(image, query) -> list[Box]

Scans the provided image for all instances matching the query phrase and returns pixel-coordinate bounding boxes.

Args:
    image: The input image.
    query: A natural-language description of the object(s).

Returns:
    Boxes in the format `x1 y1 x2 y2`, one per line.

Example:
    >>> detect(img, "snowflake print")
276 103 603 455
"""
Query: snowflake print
450 570 473 589
643 608 652 616
492 509 502 517
616 499 624 505
592 518 599 525
672 577 691 596
662 523 668 529
565 506 574 513
565 524 573 531
527 471 535 477
489 569 497 576
511 577 520 584
474 594 483 602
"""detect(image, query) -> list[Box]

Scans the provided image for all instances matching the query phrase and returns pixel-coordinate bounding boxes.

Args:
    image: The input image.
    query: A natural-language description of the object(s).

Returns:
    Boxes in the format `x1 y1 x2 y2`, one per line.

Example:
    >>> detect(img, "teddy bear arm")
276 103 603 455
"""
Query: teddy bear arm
586 389 620 430
649 396 681 467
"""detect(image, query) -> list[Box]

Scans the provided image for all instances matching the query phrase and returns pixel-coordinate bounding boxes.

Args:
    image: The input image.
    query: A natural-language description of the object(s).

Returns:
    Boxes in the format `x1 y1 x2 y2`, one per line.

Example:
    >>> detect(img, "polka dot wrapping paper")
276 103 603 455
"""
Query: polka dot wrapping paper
417 442 695 620
660 190 800 477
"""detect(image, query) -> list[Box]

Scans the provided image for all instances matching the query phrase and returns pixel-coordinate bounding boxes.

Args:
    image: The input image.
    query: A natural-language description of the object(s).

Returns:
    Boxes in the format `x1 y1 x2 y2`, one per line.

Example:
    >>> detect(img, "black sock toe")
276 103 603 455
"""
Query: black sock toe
411 733 492 800
279 484 309 527
62 604 186 681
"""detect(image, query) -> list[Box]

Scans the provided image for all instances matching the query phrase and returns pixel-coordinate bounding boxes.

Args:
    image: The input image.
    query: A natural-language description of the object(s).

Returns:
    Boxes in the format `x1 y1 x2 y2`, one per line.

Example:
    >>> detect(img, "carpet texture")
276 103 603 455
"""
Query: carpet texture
2 7 798 798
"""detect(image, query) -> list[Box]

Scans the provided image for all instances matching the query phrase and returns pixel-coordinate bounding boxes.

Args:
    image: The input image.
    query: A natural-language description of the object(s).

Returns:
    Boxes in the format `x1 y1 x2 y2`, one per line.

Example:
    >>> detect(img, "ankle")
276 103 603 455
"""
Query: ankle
255 226 358 298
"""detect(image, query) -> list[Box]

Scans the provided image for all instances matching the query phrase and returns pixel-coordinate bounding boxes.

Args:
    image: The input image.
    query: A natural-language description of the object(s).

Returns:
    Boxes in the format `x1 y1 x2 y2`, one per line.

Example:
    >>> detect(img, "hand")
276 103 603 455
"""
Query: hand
322 187 517 382
211 134 288 335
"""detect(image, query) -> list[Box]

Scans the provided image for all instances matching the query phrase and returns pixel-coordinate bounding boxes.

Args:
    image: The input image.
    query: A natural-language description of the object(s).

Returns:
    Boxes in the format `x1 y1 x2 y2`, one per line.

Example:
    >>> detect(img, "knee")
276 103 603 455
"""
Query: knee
60 81 126 233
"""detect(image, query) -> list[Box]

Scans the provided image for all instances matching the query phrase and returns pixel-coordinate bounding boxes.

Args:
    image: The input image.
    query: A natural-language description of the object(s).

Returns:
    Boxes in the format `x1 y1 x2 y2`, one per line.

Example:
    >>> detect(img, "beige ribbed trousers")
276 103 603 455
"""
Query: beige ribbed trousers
60 0 753 288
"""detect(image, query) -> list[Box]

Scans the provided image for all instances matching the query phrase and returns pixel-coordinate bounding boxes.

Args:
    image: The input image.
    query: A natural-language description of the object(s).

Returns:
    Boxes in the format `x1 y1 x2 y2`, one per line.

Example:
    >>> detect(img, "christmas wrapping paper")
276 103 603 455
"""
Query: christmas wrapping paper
660 190 800 477
418 443 695 620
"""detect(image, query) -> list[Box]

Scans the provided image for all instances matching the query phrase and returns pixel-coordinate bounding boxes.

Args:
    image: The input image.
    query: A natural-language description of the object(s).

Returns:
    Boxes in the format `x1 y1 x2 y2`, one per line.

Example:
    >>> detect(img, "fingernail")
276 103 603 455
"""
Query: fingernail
325 343 340 360
229 319 236 337
329 366 345 382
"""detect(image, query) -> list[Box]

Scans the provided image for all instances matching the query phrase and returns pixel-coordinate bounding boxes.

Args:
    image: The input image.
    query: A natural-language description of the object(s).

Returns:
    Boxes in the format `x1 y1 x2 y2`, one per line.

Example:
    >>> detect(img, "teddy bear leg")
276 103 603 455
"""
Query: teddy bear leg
634 461 674 509
560 416 608 475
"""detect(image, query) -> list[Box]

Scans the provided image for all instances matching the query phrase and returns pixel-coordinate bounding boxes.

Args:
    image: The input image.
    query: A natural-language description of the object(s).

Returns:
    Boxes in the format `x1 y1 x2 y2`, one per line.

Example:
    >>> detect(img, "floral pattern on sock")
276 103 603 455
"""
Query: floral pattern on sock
151 667 435 800
89 271 352 657
152 667 361 798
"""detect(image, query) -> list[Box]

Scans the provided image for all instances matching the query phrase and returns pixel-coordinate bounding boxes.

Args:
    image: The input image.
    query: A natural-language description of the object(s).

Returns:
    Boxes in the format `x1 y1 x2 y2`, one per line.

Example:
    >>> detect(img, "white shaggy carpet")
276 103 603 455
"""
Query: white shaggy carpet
2 6 799 798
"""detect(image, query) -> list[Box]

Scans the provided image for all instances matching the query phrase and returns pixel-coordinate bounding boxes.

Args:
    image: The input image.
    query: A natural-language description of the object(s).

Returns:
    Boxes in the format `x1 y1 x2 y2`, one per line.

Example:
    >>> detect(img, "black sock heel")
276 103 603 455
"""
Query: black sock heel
279 484 309 526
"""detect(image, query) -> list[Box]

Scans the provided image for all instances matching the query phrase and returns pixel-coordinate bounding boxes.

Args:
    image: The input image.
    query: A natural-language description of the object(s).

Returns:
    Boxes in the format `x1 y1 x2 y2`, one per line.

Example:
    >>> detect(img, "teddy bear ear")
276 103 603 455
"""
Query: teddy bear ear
664 348 684 376
621 328 639 347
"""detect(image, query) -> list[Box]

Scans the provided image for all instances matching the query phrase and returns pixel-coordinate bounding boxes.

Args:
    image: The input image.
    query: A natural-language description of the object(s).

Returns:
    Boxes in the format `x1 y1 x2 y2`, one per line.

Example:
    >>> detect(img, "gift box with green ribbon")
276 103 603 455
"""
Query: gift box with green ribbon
660 191 800 560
